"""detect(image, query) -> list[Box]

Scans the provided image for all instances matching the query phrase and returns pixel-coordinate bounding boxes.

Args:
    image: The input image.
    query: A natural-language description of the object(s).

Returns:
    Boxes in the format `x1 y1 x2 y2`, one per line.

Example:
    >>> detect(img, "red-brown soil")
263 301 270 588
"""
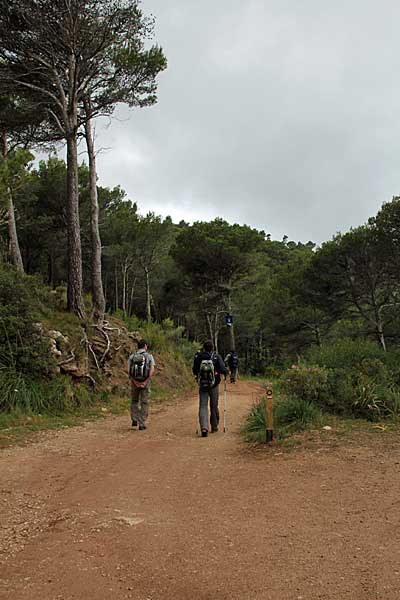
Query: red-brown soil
1 380 400 600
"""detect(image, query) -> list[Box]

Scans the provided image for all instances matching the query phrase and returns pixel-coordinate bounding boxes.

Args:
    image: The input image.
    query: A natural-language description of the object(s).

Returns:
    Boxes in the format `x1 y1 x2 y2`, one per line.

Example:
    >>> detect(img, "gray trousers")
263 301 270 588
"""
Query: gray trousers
199 385 219 431
131 384 150 426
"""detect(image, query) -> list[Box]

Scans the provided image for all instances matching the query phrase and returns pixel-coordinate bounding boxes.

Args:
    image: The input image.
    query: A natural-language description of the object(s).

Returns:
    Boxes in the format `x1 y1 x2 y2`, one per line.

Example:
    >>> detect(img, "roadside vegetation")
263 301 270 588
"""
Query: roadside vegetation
243 338 400 443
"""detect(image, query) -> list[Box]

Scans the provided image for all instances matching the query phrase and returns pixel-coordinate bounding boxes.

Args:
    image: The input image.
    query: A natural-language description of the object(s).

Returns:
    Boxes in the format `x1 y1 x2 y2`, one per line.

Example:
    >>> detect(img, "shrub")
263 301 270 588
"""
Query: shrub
264 366 282 379
306 338 385 371
0 265 55 378
381 349 400 386
337 367 400 421
280 363 331 406
275 395 322 429
122 314 199 363
244 397 267 435
242 393 322 442
0 370 94 415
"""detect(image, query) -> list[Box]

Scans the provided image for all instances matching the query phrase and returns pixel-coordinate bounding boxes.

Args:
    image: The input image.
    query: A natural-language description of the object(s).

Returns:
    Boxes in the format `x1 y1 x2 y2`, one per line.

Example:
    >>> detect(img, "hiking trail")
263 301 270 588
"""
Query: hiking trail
1 380 400 599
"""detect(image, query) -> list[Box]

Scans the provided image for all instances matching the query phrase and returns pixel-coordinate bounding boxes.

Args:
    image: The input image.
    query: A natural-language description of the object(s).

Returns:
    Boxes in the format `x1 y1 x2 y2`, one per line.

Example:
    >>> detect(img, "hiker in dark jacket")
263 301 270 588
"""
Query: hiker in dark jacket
224 349 239 383
192 340 227 438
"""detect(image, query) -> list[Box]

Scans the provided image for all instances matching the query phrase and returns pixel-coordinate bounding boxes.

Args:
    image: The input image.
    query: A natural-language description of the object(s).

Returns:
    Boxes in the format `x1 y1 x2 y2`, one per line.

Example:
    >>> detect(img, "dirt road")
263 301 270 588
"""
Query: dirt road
1 380 400 600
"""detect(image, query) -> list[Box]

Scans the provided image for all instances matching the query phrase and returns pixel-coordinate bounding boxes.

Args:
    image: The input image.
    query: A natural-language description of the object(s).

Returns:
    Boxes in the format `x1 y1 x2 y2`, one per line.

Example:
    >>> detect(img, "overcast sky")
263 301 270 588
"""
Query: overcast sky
94 0 400 244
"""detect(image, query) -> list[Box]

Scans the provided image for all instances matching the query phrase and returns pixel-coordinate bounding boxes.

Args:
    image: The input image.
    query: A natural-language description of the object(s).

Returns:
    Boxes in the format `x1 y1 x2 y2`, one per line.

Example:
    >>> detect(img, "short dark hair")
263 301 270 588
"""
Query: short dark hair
203 340 214 352
137 339 148 349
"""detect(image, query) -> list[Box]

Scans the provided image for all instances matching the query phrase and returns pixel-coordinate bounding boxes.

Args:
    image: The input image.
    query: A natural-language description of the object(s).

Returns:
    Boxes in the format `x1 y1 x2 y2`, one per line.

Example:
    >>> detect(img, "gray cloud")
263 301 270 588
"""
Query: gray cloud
95 0 400 243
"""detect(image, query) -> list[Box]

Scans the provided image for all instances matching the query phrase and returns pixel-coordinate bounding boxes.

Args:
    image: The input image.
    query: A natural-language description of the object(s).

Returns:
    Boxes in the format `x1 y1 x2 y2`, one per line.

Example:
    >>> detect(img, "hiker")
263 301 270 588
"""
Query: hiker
224 349 239 383
128 339 155 430
193 340 227 438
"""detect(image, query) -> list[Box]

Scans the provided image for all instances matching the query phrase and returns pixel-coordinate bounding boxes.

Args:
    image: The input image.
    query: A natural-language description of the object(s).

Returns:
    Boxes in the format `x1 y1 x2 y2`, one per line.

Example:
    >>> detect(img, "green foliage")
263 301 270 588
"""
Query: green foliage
278 341 400 421
172 218 265 285
243 397 268 438
122 314 199 364
0 370 93 415
331 358 400 421
0 265 55 377
306 338 385 370
0 148 34 201
280 363 331 405
275 396 322 431
243 393 322 443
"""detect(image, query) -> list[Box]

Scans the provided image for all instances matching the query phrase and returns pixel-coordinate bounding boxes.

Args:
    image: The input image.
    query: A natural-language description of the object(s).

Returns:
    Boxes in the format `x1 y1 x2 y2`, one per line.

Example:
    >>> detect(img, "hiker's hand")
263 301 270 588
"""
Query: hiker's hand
132 380 147 389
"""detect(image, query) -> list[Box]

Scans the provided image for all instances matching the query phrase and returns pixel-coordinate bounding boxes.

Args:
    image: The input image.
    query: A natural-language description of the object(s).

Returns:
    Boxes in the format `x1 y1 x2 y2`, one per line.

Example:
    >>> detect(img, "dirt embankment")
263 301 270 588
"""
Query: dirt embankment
1 380 400 600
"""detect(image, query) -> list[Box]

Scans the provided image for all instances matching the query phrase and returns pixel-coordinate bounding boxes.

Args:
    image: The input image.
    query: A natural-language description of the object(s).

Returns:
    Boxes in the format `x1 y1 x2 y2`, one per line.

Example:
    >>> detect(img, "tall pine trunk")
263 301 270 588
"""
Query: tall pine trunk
114 261 119 311
7 188 24 273
84 102 105 324
227 291 235 350
145 267 152 322
121 259 129 317
66 131 85 319
1 134 24 273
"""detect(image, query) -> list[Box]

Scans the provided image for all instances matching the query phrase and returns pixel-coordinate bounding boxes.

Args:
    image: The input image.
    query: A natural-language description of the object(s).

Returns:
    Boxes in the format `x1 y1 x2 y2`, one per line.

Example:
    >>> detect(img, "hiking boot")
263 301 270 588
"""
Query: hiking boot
201 429 208 438
139 424 147 431
131 419 138 427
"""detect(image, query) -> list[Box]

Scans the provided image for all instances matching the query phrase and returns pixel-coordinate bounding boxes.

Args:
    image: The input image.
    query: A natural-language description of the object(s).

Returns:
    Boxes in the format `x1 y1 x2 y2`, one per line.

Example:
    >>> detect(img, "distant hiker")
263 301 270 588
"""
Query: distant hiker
224 349 239 383
128 339 155 431
193 340 227 438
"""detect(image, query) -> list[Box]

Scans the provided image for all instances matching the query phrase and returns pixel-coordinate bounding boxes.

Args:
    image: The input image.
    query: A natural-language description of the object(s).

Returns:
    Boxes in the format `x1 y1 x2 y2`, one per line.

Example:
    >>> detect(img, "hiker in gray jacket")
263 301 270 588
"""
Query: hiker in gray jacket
128 339 155 430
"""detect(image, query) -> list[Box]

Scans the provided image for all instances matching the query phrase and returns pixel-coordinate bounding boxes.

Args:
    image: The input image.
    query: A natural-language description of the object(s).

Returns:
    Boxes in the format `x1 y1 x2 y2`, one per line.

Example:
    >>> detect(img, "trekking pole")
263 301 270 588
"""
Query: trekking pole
223 376 227 433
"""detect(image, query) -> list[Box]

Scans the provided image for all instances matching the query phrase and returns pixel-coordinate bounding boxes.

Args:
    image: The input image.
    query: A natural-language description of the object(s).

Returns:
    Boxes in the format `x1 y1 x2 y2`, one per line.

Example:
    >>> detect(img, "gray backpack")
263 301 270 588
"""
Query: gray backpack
129 351 150 382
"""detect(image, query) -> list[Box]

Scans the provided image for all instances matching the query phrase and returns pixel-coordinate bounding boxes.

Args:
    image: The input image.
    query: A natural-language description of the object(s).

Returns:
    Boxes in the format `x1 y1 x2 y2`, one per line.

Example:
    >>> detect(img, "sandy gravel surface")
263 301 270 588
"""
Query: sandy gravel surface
1 380 400 600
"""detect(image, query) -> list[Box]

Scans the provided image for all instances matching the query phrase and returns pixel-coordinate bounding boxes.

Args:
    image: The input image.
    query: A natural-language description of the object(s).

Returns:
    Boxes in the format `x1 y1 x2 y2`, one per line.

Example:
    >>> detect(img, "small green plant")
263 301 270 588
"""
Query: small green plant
275 395 322 430
242 393 322 442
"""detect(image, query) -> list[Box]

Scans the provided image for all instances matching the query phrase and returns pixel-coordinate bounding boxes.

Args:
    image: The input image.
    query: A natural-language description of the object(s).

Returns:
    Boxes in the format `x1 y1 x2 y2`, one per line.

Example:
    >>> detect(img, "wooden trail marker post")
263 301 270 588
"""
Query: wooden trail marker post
265 386 274 444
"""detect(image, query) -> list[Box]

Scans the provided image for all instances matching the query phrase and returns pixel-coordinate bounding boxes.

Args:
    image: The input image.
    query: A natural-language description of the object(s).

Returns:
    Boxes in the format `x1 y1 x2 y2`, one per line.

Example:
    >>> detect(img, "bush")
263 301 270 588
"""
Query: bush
336 364 400 421
0 370 94 415
280 363 331 406
244 397 267 435
306 338 385 371
0 265 55 378
275 395 322 429
122 314 199 363
264 366 282 379
300 340 400 420
243 393 322 442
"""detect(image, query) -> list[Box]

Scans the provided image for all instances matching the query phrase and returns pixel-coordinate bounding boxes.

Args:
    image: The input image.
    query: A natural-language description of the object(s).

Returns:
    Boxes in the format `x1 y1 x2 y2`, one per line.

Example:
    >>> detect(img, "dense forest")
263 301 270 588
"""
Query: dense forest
4 152 400 371
2 0 400 426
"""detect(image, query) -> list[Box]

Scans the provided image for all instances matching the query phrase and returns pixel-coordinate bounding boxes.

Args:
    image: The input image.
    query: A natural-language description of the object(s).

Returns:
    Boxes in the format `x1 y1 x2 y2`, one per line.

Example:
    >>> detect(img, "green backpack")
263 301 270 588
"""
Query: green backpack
198 353 216 390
